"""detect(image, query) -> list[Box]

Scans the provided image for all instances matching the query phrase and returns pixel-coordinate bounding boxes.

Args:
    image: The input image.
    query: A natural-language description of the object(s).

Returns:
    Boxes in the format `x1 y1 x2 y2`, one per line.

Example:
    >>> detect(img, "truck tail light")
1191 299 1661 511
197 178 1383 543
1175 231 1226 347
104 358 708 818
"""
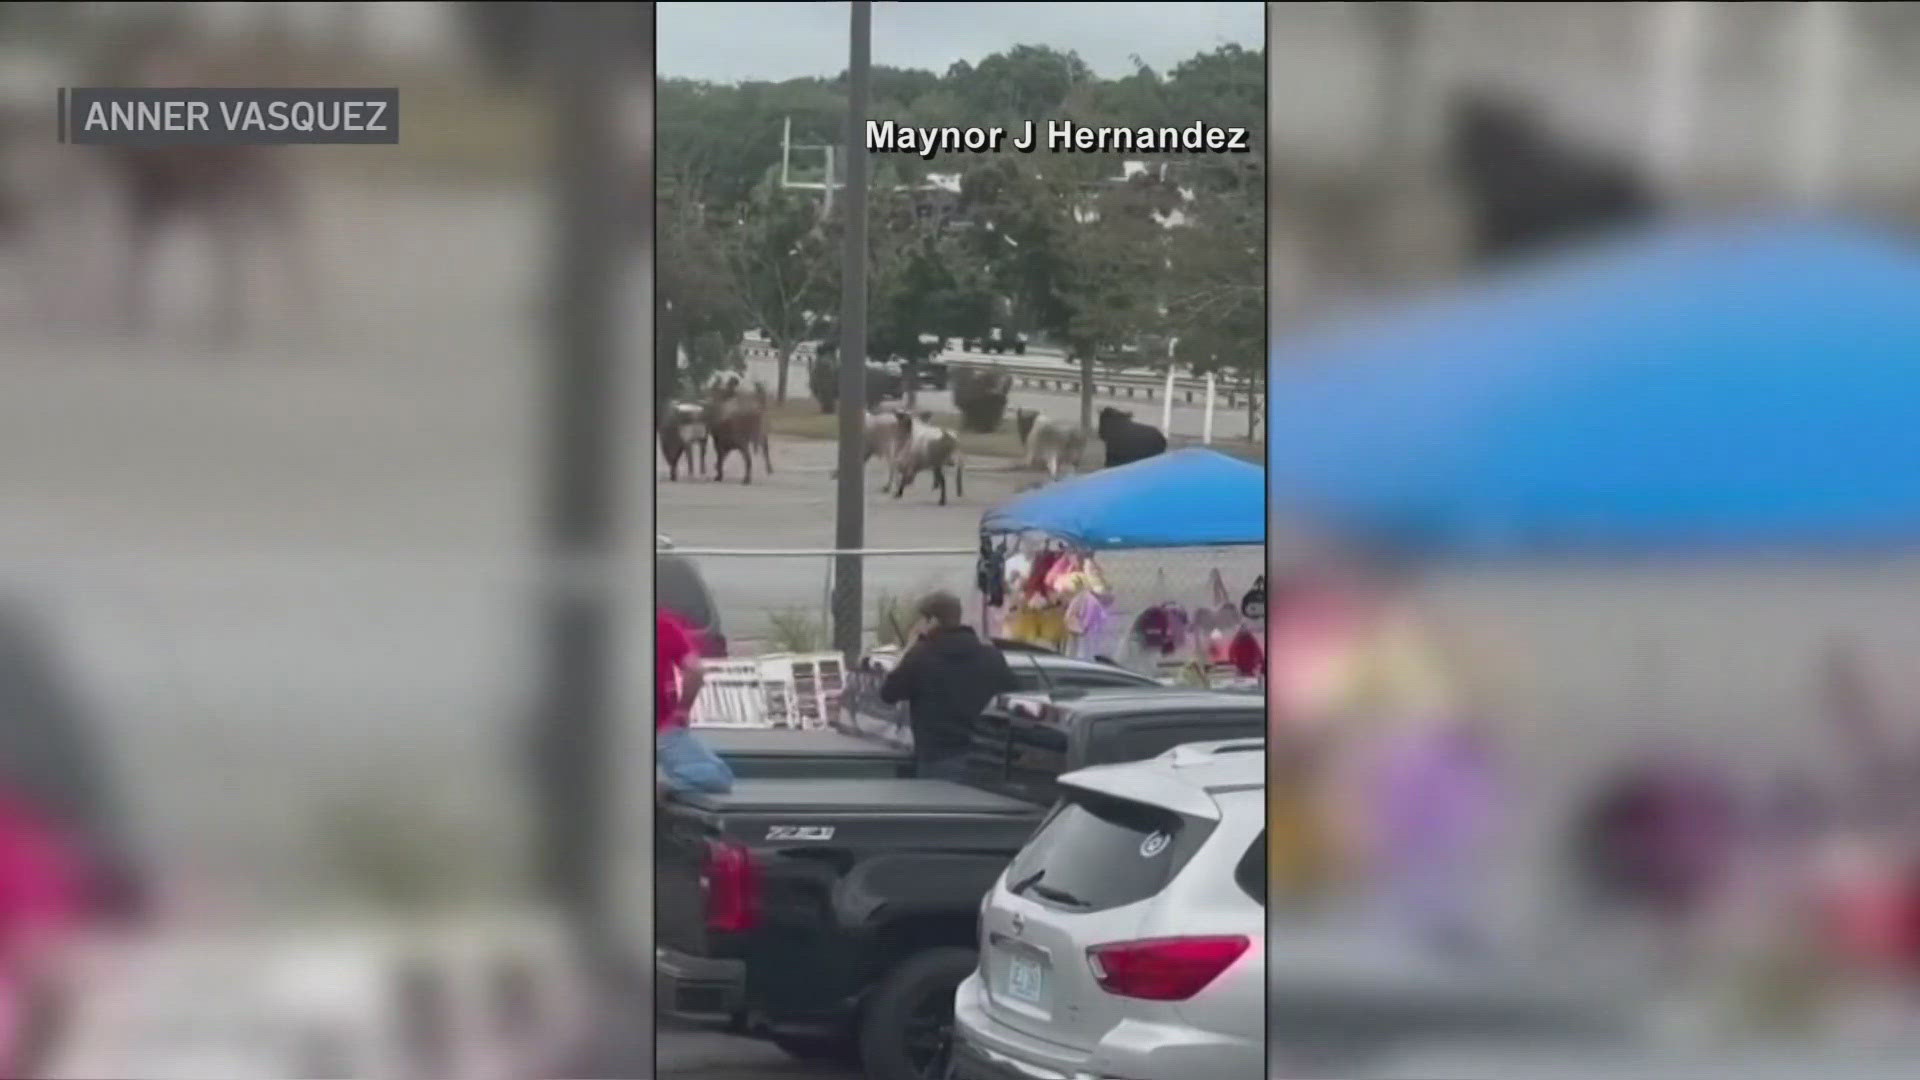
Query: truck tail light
702 839 760 933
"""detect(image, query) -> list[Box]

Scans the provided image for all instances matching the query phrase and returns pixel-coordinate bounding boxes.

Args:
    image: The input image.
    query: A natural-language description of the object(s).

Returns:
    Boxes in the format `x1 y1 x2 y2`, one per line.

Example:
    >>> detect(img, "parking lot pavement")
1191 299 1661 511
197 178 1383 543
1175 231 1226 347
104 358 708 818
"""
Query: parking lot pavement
656 432 1265 650
655 1027 860 1080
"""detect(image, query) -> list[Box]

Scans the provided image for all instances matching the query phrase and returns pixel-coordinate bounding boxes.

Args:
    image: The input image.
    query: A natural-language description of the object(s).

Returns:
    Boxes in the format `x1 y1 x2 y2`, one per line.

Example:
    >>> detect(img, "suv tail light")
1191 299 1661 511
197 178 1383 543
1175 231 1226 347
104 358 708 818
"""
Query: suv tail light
1086 936 1249 1001
702 840 760 933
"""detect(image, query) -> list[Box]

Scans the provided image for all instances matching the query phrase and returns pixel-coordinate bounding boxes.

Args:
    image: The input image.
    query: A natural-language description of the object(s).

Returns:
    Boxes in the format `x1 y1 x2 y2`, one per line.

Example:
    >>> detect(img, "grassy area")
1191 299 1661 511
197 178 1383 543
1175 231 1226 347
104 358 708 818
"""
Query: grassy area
764 400 1265 465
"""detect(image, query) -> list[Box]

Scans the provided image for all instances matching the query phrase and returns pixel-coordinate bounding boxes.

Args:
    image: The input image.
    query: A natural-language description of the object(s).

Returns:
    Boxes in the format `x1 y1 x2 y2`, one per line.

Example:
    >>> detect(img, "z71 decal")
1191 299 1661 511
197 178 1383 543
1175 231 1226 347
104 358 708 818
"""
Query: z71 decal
766 825 836 841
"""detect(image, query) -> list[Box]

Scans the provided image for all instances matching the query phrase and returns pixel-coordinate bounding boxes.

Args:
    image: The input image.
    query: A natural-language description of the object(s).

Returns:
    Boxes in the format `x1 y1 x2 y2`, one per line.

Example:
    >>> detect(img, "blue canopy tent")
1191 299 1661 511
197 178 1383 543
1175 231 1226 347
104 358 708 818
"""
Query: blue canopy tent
1265 216 1920 559
980 447 1265 549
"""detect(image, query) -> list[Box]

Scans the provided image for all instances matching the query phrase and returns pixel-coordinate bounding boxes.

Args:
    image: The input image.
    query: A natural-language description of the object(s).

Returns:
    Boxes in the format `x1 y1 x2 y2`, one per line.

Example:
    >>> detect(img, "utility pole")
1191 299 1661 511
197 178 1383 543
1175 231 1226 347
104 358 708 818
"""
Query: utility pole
1644 0 1705 187
532 0 625 977
1782 0 1848 203
832 1 871 662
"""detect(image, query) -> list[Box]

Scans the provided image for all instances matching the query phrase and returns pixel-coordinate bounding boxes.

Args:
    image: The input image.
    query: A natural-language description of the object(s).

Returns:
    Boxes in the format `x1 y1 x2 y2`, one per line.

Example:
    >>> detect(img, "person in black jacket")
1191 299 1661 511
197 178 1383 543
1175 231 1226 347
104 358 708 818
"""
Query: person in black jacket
879 591 1015 780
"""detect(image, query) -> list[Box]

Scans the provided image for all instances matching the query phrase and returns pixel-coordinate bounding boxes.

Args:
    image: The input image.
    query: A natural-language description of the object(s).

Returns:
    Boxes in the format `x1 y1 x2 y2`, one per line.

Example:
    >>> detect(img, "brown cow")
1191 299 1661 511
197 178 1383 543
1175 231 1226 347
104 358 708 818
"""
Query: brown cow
707 379 773 485
659 402 709 482
101 48 314 336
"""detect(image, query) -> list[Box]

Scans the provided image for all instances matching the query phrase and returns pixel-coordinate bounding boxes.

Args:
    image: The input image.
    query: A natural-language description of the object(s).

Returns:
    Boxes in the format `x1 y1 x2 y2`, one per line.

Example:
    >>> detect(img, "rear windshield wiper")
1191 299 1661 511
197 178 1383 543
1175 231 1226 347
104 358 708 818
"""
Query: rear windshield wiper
1011 868 1092 909
1027 882 1091 909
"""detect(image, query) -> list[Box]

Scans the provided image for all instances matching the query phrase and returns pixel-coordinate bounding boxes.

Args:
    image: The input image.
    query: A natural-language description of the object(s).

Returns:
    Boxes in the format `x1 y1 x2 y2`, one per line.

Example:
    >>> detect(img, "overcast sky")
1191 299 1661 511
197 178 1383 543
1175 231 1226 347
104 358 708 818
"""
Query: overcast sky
657 2 1264 83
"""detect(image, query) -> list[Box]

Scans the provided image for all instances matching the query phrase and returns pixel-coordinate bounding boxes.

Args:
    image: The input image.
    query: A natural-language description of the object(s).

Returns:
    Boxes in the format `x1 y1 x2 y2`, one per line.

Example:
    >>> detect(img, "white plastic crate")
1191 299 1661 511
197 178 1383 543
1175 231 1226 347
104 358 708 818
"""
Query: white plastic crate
688 653 845 729
687 659 773 727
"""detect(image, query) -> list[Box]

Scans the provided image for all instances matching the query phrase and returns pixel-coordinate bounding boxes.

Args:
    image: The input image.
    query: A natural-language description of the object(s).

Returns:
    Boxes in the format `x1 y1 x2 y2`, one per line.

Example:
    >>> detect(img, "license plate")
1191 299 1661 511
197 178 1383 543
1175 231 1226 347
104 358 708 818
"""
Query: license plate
1005 954 1047 1005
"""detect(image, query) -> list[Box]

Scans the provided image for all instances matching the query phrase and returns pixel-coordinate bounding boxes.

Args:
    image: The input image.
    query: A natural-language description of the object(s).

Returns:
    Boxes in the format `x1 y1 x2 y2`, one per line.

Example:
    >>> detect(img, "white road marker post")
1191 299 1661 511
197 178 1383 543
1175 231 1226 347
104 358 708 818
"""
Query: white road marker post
1202 373 1217 445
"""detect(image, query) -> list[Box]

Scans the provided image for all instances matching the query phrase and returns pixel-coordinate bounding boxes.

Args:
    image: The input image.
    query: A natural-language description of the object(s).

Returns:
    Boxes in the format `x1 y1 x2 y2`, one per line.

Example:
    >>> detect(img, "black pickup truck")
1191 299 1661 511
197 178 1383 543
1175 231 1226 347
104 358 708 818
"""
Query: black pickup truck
698 644 1161 781
656 686 1264 1080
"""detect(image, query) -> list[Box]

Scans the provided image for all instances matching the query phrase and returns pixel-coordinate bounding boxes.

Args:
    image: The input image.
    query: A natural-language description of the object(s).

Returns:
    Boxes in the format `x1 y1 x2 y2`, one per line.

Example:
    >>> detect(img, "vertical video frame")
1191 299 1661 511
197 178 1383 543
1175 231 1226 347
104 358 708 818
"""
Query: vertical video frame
652 3 1267 1080
1266 4 1920 1080
3 3 656 1080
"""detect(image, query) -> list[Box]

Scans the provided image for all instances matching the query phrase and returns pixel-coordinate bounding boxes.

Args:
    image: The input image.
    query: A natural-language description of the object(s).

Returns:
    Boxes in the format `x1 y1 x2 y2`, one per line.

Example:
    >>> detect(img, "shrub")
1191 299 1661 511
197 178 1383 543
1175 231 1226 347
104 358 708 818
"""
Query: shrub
874 591 916 648
765 607 827 652
809 352 839 413
951 367 1010 433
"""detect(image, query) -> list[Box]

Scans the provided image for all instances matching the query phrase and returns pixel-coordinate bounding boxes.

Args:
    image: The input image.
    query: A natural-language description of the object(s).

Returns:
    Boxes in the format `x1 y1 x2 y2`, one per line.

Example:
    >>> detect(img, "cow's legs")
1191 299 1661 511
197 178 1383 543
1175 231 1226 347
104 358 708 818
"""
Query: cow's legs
933 465 947 506
120 206 160 331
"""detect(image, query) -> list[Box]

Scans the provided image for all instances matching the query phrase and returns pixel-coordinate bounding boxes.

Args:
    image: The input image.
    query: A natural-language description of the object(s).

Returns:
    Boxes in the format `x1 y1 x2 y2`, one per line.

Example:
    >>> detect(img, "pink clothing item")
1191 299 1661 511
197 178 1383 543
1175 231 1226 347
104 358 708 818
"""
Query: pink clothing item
0 791 86 1067
0 791 84 936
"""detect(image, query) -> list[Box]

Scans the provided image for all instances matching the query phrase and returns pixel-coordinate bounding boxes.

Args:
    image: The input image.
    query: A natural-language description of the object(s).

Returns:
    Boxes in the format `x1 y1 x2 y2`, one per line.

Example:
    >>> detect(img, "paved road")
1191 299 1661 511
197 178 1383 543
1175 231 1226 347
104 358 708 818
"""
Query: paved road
657 433 1011 647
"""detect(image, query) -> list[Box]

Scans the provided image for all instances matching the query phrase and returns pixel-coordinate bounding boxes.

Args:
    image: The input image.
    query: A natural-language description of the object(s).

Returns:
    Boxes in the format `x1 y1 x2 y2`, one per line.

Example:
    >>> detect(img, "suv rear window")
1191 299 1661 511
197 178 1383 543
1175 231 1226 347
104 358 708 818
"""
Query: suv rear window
1004 789 1210 913
657 555 717 629
1236 831 1266 905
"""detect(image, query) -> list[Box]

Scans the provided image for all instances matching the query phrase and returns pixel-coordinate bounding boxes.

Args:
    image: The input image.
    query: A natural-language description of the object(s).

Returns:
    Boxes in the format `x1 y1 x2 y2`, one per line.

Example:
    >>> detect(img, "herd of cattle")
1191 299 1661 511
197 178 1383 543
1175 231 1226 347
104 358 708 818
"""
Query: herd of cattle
658 376 774 484
658 373 1172 507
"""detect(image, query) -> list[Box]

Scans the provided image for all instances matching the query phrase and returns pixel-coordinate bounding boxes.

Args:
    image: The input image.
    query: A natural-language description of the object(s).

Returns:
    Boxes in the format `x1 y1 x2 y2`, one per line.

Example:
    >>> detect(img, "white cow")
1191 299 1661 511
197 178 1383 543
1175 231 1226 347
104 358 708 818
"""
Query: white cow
1014 408 1085 480
890 412 964 506
832 408 932 491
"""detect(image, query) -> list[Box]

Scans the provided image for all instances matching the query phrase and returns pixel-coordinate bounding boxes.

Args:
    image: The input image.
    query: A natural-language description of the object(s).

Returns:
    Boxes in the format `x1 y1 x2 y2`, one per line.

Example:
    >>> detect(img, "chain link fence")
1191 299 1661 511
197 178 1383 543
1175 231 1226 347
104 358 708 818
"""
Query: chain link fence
674 545 1266 672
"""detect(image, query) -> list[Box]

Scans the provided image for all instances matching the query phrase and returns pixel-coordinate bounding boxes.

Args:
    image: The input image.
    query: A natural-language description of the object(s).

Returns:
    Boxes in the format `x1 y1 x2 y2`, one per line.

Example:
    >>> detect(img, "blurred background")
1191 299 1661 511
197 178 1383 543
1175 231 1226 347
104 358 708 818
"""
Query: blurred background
1264 3 1920 1077
1 3 652 1077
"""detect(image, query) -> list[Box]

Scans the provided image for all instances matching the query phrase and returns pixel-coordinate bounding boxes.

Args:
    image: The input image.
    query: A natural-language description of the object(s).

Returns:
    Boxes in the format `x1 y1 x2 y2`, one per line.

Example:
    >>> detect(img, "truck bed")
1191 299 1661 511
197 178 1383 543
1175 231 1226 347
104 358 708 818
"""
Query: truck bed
699 726 906 759
696 726 911 779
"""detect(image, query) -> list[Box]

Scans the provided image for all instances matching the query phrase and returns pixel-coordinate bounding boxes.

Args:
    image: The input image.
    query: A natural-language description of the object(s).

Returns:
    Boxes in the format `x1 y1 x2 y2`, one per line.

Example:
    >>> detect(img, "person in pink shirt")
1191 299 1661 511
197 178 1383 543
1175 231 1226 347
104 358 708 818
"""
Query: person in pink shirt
0 787 87 1079
657 609 733 795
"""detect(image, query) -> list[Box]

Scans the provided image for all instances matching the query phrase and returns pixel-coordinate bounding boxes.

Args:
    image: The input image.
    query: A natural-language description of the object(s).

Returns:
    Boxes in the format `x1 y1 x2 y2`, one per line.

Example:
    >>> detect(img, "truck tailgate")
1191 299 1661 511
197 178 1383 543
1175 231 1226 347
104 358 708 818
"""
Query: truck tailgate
656 779 1043 957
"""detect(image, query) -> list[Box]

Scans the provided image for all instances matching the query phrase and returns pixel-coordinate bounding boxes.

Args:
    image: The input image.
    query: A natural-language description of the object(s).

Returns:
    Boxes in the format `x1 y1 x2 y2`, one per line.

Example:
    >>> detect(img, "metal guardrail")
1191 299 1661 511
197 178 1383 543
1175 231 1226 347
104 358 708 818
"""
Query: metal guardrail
949 359 1261 409
736 342 1261 409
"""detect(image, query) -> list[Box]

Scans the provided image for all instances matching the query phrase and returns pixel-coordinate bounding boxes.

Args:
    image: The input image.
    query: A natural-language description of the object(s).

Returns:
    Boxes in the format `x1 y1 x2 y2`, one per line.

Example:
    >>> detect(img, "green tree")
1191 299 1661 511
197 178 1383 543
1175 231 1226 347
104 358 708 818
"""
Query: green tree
945 45 1094 126
1166 181 1264 439
656 176 746 410
957 157 1076 341
719 184 834 404
1057 179 1169 433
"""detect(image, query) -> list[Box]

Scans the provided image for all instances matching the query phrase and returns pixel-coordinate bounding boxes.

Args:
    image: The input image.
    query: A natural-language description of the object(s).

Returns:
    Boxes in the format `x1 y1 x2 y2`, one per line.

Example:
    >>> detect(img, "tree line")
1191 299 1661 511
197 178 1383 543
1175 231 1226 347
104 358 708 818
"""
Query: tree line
655 43 1265 435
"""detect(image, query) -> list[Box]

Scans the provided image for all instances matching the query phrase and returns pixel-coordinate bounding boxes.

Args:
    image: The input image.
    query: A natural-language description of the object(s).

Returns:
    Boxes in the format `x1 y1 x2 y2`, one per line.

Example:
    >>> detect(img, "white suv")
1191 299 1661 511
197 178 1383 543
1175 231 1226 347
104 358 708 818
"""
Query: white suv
951 738 1266 1080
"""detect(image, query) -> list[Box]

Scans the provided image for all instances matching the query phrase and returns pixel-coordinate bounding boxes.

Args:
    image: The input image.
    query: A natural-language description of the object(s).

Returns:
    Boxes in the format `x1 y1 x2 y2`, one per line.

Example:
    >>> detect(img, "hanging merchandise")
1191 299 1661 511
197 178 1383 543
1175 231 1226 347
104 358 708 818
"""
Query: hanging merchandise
1208 568 1242 631
1025 547 1065 602
1064 588 1115 660
1228 625 1266 677
976 535 1008 608
1241 575 1267 622
999 539 1089 652
1003 551 1032 598
1132 602 1190 656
